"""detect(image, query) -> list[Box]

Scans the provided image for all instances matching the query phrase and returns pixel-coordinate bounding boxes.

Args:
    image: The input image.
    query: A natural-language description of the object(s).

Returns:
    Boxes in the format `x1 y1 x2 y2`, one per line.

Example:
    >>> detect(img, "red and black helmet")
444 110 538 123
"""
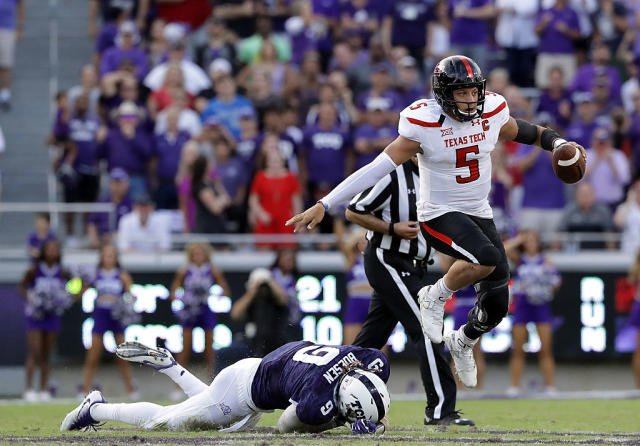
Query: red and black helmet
432 55 486 122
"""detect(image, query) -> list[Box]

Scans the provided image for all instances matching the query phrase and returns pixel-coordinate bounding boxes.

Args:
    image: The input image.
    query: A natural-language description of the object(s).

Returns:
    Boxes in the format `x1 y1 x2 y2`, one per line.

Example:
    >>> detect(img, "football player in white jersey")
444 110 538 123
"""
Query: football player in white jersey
288 55 586 388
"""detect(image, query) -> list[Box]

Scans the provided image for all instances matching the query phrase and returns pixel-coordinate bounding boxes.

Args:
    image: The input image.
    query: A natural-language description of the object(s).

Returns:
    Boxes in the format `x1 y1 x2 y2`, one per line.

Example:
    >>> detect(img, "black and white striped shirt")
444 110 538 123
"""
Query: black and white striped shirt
348 160 430 260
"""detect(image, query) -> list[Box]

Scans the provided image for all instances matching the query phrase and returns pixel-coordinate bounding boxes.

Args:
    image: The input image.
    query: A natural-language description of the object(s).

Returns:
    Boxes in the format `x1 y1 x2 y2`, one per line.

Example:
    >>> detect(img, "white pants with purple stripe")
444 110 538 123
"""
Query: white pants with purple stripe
90 358 263 431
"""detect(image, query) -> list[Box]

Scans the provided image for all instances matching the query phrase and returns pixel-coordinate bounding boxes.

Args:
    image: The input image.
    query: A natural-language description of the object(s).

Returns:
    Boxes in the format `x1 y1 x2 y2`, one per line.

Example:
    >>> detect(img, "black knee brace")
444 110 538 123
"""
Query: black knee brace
467 277 510 334
476 244 501 267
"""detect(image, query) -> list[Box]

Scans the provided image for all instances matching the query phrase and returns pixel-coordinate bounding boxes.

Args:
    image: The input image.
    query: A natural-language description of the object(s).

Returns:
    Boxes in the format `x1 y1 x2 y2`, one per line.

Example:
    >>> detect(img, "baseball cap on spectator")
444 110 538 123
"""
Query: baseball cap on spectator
209 58 232 76
593 127 611 141
535 111 555 127
109 168 129 182
399 56 417 69
117 101 140 120
203 116 222 127
371 63 392 74
285 16 305 35
366 97 391 112
573 91 594 105
163 23 186 44
117 21 140 46
239 108 256 120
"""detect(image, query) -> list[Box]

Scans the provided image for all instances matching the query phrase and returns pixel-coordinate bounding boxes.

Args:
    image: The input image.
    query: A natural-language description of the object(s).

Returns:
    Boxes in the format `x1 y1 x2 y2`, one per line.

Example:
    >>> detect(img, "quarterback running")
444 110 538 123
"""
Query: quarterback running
60 340 390 434
287 55 586 388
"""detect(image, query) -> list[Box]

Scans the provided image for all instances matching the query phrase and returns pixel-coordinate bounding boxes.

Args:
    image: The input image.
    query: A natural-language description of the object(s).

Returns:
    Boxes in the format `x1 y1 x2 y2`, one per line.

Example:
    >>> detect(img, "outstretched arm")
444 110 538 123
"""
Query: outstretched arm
499 116 587 161
277 404 343 434
286 136 421 232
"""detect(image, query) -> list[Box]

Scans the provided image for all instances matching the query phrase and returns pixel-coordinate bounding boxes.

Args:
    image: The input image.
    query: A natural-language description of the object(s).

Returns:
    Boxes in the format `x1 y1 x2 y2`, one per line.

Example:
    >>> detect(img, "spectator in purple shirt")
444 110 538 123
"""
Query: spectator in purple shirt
352 97 397 171
584 127 632 211
514 144 566 245
235 109 261 170
627 90 640 178
381 0 432 63
357 64 403 125
450 0 496 71
301 102 350 201
311 0 340 69
97 101 152 199
565 92 601 149
339 0 383 47
395 56 425 106
152 106 191 209
27 213 57 262
534 0 581 88
99 21 148 81
536 66 573 130
87 168 133 248
570 43 621 104
59 94 102 237
213 138 248 232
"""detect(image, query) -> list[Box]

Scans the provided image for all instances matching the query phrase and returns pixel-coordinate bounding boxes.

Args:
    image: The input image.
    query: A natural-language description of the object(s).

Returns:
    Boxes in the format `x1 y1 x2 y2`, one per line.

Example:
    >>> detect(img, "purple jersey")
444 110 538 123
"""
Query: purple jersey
0 0 19 30
99 46 149 80
98 127 153 175
68 115 100 175
346 256 370 300
450 0 492 46
513 254 560 305
88 195 133 235
93 268 124 309
236 135 260 170
215 156 248 199
251 341 389 425
302 124 349 185
183 263 215 305
516 145 565 210
27 231 57 260
154 131 191 180
385 0 432 48
565 120 598 149
353 123 397 170
536 6 580 54
26 263 70 320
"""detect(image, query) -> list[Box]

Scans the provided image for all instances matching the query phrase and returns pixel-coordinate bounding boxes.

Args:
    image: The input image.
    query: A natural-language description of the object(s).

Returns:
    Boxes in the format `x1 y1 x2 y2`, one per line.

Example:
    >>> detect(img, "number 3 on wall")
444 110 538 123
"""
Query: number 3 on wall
455 145 480 184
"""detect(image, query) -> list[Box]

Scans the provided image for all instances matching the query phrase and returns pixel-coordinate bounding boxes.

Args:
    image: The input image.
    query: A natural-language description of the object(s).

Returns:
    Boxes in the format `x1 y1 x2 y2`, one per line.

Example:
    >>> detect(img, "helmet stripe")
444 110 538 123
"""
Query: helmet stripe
458 56 474 78
350 371 386 421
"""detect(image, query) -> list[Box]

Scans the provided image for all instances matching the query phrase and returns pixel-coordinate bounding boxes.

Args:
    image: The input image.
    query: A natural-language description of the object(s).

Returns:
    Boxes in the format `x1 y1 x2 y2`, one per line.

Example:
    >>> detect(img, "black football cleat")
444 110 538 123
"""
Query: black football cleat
425 411 475 426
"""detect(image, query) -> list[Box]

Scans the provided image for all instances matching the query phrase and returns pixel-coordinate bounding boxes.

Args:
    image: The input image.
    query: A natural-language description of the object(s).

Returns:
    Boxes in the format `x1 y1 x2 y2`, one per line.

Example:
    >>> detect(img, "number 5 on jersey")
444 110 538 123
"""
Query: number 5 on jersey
455 145 480 184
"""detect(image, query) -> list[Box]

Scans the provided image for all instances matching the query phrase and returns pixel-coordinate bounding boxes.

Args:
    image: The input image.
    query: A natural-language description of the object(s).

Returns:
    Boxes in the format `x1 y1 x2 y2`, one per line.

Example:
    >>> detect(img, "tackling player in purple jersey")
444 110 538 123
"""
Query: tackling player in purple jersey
61 341 390 435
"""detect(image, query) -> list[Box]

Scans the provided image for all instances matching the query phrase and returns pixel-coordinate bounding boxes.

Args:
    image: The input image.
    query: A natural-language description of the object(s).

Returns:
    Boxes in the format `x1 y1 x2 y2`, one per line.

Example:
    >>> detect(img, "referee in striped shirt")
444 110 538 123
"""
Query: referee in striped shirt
346 157 474 426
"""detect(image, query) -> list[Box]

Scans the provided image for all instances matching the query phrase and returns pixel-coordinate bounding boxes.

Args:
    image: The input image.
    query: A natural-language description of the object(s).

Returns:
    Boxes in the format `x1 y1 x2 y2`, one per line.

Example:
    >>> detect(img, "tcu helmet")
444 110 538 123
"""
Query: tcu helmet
432 55 486 122
337 369 390 423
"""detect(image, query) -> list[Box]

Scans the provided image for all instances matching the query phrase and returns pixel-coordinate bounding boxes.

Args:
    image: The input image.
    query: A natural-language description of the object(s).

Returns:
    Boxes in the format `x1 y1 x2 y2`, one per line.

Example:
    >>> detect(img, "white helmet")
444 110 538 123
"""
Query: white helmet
337 369 390 422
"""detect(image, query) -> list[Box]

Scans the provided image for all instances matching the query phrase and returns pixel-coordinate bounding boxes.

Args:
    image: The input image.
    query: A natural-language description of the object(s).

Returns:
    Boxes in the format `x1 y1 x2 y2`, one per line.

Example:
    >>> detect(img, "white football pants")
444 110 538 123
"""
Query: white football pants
90 358 263 431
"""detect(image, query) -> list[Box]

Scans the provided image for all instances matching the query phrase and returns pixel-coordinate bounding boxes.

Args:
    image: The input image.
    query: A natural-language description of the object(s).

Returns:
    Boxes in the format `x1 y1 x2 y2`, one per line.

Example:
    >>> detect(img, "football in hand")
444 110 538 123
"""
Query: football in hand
552 143 585 184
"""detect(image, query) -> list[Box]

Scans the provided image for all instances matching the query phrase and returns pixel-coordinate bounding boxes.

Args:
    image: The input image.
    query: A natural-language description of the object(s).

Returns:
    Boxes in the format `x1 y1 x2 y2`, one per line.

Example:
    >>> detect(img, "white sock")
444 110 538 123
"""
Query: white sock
458 325 479 345
90 402 163 427
435 277 455 296
160 364 208 397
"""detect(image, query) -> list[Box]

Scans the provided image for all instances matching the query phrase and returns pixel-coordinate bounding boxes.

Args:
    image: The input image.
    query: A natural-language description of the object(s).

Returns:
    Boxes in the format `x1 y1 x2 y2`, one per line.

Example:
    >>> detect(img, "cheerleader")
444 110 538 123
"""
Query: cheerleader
18 239 72 401
81 244 138 398
628 249 640 388
335 219 373 345
170 243 231 380
505 231 561 395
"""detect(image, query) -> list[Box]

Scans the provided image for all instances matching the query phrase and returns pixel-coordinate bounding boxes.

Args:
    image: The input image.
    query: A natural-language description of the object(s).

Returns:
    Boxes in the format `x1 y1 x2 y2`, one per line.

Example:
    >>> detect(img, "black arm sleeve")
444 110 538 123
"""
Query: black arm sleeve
513 119 538 145
540 128 562 152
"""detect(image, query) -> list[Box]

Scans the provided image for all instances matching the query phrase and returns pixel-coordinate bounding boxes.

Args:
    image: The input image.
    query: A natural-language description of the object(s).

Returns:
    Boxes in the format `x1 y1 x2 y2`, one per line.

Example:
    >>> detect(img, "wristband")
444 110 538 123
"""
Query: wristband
552 138 568 150
316 200 329 211
388 222 395 236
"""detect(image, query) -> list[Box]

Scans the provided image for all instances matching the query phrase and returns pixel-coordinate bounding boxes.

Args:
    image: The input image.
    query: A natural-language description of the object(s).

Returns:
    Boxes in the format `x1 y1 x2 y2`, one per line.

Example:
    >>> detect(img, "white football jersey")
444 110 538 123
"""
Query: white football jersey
398 92 510 221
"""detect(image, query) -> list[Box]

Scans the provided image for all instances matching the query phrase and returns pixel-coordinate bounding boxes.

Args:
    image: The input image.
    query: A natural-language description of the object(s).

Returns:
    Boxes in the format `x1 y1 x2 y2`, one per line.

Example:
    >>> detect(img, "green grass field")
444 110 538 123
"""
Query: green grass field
1 399 639 445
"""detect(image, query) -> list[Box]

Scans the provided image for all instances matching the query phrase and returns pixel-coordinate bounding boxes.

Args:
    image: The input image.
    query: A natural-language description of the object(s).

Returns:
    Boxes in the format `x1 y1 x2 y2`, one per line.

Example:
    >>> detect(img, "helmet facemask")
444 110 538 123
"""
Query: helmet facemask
438 80 486 122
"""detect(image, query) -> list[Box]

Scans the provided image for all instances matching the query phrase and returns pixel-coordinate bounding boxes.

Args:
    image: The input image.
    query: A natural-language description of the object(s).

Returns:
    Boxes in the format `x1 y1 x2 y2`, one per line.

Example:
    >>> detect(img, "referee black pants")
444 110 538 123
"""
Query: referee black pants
353 244 457 420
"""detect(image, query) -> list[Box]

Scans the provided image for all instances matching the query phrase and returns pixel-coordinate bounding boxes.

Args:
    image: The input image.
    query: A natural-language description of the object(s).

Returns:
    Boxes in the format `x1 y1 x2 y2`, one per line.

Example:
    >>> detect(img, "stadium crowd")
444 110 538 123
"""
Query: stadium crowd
6 0 640 404
15 0 636 254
